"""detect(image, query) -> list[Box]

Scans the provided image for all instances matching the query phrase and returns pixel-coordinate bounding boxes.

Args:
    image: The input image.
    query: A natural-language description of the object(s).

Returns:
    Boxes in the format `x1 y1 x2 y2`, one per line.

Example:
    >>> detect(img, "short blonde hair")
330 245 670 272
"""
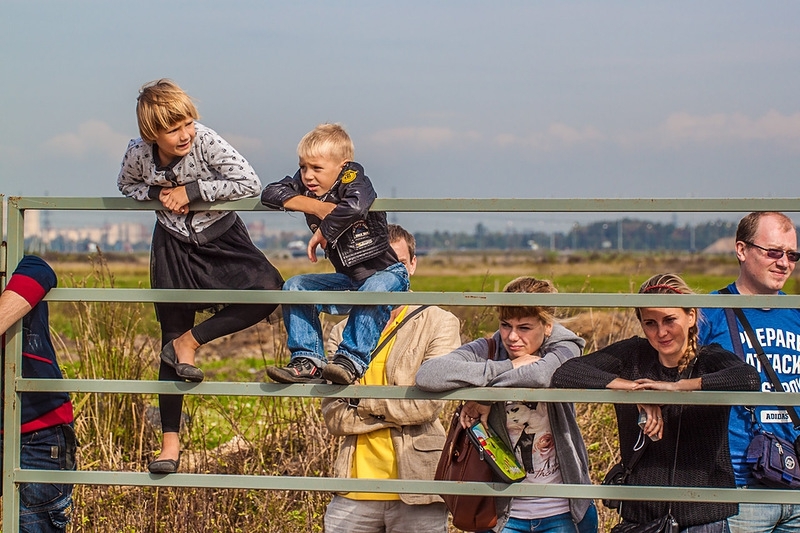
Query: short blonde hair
297 123 354 162
136 79 199 143
498 276 557 325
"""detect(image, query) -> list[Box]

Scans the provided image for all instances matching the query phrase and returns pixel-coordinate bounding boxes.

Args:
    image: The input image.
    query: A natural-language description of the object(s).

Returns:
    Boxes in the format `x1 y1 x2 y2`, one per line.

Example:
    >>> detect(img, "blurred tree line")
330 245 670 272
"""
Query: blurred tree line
32 218 748 255
412 218 743 252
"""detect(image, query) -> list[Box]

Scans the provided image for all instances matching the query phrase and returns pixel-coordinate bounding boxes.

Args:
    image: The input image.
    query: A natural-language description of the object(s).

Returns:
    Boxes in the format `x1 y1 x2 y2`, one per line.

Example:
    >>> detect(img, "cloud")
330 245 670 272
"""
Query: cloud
42 120 130 160
493 123 606 151
502 111 800 151
661 110 800 144
368 127 482 150
366 110 800 156
368 124 605 153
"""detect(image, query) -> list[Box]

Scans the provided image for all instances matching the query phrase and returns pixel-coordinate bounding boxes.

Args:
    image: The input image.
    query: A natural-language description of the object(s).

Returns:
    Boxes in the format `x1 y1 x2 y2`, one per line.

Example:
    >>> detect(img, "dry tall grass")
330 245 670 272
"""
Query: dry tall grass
51 256 341 532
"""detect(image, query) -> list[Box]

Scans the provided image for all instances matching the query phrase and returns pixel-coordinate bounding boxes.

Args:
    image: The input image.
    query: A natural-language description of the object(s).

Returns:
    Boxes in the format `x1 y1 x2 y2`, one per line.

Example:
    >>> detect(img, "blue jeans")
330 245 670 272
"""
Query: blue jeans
1 424 77 532
500 503 598 533
281 262 409 374
728 503 800 533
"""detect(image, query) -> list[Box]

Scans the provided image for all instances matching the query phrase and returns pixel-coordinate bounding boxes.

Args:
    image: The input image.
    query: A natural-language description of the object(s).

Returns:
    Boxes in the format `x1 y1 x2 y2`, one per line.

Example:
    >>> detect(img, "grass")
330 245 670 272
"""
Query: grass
9 250 772 532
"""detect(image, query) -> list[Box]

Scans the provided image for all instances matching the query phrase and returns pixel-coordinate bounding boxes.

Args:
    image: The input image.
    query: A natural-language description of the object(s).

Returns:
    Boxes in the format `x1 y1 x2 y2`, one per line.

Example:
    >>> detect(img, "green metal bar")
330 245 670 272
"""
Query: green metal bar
9 471 800 504
9 196 800 213
3 199 24 532
16 379 800 406
373 198 800 214
41 288 800 309
1 194 4 275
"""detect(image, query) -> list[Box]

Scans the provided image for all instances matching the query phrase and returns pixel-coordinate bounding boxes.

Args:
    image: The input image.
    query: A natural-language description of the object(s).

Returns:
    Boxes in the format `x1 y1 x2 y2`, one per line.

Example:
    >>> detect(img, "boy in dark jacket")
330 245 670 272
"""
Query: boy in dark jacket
261 123 408 384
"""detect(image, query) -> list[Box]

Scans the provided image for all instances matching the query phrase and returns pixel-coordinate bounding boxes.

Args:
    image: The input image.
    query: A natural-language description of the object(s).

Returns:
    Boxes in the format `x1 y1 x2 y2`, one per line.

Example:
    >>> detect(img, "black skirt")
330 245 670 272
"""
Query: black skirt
150 214 283 313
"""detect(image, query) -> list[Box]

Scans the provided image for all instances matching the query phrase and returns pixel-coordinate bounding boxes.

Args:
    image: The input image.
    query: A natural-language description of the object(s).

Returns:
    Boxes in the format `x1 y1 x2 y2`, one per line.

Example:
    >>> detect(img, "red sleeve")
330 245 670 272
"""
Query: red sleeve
5 274 46 307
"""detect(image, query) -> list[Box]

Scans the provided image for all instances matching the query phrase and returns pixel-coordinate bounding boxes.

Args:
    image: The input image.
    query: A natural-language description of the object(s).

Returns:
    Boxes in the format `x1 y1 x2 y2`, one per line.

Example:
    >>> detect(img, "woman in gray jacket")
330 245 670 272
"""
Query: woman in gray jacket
416 276 597 533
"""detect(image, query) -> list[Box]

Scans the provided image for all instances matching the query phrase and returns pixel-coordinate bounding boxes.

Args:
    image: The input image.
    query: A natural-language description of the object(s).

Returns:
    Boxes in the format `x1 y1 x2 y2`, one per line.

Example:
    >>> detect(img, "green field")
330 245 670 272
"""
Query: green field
410 272 736 293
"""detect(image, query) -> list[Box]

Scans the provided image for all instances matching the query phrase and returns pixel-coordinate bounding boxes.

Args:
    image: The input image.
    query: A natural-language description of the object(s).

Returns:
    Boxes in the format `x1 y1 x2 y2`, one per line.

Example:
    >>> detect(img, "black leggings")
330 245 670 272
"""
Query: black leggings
157 302 278 433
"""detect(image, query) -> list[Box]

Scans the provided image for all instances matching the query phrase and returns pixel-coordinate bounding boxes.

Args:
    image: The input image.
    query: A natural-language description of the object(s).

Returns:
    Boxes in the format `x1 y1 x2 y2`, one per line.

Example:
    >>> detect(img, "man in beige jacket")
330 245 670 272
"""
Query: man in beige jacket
322 224 462 533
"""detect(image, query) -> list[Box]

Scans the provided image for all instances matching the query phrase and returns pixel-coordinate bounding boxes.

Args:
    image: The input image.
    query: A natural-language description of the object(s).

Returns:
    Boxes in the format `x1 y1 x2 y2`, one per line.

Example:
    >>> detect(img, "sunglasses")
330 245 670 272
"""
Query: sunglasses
742 241 800 263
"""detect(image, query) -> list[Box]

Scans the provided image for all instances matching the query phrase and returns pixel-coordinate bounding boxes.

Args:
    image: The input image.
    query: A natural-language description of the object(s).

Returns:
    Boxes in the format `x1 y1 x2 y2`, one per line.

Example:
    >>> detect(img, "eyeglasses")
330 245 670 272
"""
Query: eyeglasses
742 241 800 263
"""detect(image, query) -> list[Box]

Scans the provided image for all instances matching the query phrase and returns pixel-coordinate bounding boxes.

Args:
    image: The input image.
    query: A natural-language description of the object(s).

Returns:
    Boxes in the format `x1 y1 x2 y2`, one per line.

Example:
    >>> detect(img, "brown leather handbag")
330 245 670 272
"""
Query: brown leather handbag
434 336 498 531
435 406 498 531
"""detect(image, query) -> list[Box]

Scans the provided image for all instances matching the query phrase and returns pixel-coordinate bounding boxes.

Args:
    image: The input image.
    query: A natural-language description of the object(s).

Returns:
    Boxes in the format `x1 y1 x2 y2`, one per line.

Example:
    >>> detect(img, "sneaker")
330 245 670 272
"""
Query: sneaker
322 355 360 385
266 357 324 383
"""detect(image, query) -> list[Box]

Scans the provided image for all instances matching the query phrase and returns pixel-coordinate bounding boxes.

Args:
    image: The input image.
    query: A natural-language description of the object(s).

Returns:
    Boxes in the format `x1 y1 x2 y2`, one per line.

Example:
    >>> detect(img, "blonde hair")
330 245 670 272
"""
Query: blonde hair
297 123 354 162
498 276 557 325
636 273 698 373
136 79 199 143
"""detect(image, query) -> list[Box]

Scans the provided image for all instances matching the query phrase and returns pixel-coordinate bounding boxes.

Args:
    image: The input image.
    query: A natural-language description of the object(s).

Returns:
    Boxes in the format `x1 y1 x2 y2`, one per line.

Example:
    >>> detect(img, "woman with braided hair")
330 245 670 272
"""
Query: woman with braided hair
552 273 761 532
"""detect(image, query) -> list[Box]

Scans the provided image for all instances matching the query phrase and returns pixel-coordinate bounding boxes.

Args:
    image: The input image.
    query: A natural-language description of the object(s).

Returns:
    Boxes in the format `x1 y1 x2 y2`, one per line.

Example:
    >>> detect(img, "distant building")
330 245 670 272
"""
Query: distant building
104 222 150 248
703 237 736 255
23 210 41 237
21 217 306 254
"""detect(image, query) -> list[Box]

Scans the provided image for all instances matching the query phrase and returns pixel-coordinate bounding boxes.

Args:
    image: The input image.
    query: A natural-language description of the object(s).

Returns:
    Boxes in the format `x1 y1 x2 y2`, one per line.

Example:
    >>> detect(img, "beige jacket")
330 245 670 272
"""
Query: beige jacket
321 305 462 505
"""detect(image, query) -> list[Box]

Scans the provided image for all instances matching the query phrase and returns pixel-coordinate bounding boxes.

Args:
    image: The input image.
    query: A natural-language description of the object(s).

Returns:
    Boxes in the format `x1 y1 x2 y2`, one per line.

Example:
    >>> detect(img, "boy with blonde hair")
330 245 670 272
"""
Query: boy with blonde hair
261 123 408 384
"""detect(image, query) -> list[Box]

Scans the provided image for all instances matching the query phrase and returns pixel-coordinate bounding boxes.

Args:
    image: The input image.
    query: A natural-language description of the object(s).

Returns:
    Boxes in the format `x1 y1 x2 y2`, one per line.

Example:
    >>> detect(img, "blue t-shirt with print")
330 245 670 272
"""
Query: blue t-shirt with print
699 282 800 487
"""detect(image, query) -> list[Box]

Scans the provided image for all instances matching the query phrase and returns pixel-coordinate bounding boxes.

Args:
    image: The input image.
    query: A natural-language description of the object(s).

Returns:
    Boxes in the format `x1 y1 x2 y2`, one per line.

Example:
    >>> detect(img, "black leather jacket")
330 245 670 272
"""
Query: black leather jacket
261 162 397 280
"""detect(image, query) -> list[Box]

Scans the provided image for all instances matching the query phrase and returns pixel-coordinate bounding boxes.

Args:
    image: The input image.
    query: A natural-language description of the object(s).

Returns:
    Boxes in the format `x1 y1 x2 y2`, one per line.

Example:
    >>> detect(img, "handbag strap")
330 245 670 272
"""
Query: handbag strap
662 358 694 515
719 288 800 430
668 359 695 481
623 358 695 516
623 438 649 475
626 358 696 473
722 307 746 358
370 305 429 361
664 404 684 517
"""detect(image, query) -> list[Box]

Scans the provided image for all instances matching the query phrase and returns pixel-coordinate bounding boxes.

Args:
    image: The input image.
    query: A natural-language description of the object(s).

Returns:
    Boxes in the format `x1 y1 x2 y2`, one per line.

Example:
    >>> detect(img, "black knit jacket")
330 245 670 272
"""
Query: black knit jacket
551 338 761 527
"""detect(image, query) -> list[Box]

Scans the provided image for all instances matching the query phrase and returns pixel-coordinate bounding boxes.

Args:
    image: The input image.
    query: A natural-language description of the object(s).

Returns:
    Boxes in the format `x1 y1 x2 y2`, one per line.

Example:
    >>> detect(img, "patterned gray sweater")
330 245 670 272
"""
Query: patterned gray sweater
117 122 260 243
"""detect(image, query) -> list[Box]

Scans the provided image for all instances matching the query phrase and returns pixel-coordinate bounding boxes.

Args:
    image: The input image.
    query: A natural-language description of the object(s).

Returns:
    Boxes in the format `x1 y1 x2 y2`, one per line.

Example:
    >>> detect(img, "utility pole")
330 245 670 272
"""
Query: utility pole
390 187 398 224
572 223 579 250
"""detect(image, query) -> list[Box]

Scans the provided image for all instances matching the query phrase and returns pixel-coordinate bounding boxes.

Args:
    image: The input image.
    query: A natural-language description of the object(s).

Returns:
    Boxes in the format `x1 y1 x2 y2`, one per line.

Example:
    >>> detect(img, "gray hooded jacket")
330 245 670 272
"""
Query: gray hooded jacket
415 323 592 531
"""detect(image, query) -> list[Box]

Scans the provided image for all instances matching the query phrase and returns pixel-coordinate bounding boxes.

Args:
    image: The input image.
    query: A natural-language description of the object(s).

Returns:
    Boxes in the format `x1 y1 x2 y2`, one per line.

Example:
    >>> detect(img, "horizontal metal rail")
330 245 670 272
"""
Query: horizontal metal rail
9 471 799 505
9 196 800 213
17 380 800 407
43 288 800 309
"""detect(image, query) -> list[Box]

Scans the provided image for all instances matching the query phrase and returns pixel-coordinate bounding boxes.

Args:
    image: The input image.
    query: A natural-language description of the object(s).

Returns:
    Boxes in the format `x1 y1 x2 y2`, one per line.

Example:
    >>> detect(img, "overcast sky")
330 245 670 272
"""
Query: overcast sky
2 1 799 234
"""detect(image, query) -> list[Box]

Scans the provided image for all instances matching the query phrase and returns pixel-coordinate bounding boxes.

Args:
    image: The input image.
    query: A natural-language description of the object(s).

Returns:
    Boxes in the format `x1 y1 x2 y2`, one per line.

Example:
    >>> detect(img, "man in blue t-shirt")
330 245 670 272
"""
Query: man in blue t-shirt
699 211 800 532
1 256 76 532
